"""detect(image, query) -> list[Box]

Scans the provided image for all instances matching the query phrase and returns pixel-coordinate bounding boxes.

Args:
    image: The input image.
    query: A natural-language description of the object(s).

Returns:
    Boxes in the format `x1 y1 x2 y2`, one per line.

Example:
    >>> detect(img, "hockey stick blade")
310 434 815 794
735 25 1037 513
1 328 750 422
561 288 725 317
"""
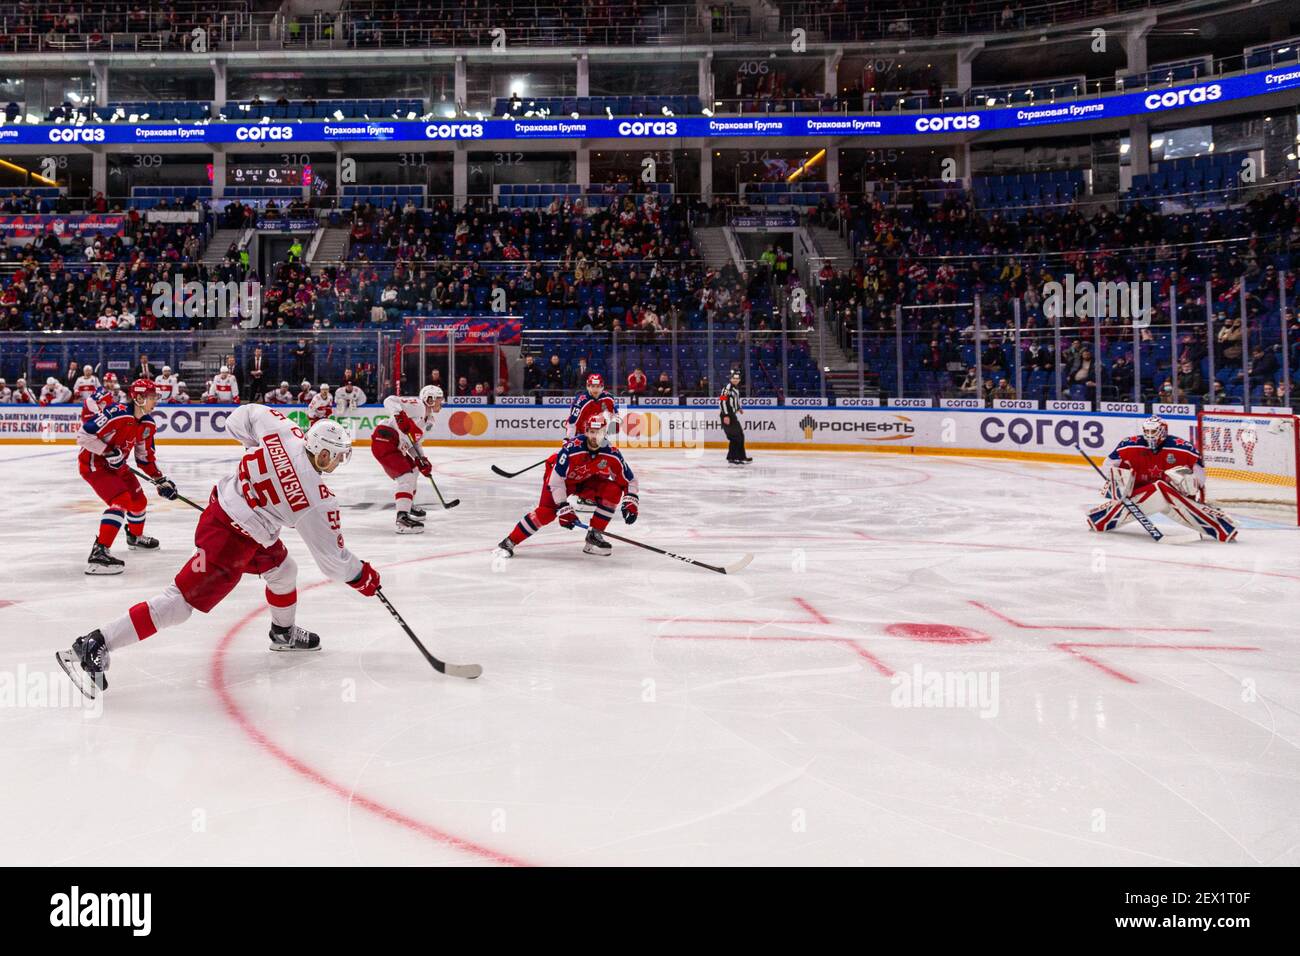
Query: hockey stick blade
376 590 482 680
1074 445 1162 542
574 519 753 574
491 458 547 479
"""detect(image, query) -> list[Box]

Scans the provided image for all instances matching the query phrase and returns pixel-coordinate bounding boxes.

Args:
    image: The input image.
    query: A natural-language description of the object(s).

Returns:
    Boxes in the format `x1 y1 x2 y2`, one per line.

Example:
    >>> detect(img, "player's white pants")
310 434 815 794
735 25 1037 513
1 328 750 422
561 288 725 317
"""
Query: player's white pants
394 470 418 510
98 555 300 652
101 583 193 651
1086 480 1238 541
261 553 298 629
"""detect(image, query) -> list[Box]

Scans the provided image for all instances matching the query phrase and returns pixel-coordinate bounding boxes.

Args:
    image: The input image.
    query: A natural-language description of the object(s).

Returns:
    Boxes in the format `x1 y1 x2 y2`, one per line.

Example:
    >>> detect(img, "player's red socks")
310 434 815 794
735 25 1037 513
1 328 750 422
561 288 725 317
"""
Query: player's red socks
98 508 124 546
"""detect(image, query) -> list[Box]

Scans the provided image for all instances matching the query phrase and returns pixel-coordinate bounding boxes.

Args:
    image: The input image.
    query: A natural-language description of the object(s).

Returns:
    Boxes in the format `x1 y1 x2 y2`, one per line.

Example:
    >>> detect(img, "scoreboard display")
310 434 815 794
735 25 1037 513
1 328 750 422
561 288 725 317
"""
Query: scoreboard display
221 164 312 186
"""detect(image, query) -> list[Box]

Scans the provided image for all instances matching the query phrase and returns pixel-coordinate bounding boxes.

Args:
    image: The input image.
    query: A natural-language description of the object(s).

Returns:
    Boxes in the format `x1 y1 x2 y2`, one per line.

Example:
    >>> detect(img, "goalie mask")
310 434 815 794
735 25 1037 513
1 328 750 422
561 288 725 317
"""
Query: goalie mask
1140 416 1168 451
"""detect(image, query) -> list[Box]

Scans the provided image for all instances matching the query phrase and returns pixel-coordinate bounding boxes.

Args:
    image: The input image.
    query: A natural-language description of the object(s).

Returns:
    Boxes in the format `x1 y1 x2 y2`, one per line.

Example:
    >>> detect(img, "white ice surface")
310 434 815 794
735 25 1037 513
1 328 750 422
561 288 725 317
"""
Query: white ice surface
1 443 1298 866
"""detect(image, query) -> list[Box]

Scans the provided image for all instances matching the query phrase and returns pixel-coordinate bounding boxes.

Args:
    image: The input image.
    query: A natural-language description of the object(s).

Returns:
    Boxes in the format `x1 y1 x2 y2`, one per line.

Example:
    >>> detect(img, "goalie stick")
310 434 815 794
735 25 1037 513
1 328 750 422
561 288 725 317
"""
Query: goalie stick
1075 445 1163 542
491 458 547 479
131 468 481 678
573 518 753 574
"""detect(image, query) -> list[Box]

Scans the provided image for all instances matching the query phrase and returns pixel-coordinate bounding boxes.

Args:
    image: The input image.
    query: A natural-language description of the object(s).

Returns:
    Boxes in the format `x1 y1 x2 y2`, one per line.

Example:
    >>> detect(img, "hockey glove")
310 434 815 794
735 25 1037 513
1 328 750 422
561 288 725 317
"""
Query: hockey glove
155 476 179 500
621 494 639 525
557 502 579 530
103 445 128 469
394 410 422 444
415 455 433 477
348 561 381 597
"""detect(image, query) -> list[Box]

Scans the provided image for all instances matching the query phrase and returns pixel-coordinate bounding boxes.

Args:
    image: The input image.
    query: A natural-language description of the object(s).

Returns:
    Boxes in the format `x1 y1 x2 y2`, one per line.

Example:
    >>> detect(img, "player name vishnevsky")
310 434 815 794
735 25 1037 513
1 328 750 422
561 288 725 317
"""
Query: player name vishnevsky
49 886 152 936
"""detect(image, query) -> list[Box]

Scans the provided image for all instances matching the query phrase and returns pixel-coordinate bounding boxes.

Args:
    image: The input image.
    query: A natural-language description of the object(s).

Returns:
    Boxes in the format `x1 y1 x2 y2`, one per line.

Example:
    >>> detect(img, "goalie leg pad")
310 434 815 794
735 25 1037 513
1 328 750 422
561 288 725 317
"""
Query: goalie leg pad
1156 481 1238 542
1086 483 1161 533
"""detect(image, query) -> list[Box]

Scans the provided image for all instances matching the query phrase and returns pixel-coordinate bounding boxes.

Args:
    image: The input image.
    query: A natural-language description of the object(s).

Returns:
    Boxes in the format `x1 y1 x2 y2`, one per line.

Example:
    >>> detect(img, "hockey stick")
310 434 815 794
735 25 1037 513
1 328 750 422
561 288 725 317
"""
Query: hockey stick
410 447 460 508
572 518 753 574
1075 445 1163 542
491 458 546 479
376 589 482 679
128 466 206 513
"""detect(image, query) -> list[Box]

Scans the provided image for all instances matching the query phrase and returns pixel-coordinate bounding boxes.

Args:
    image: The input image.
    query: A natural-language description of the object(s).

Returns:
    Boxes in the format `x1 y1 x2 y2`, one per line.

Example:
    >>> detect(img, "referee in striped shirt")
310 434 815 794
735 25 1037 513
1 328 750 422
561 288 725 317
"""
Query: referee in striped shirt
720 370 751 465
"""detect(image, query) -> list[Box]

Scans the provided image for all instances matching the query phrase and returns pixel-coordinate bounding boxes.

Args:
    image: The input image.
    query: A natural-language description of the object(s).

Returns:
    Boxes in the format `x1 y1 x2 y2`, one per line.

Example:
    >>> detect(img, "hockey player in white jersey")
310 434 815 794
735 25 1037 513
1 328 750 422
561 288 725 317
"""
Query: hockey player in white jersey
211 365 240 403
266 381 294 404
335 380 366 413
40 377 72 404
297 379 316 404
0 378 10 403
56 405 383 699
307 384 334 423
10 378 36 403
72 365 100 399
153 366 179 402
369 385 443 533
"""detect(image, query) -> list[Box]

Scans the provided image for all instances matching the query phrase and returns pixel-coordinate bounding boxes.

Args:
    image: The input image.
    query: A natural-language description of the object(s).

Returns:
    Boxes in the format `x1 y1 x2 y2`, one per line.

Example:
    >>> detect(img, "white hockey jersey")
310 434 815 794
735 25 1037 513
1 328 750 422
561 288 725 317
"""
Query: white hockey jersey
211 372 239 403
382 395 440 453
216 404 363 584
335 385 366 413
41 382 72 404
0 386 11 404
154 373 179 401
73 374 100 398
307 392 334 422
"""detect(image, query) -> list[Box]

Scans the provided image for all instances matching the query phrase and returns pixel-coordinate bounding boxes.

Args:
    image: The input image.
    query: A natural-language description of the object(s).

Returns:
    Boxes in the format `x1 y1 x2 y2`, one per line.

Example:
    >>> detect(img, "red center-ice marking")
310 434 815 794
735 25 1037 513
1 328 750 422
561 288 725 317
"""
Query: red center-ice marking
883 622 991 644
652 597 897 677
211 544 541 867
967 600 1260 684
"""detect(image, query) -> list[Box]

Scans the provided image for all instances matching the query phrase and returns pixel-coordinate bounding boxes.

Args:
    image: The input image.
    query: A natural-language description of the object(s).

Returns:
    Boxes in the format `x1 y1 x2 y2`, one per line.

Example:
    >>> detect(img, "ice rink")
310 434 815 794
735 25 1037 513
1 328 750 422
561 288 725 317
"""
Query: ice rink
2 441 1298 866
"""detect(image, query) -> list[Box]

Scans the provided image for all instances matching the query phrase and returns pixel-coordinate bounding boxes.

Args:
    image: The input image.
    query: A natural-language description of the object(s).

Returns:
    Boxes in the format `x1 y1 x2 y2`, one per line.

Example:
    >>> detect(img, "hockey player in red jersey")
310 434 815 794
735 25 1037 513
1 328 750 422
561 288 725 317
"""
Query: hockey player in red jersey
1086 416 1237 541
565 373 619 440
56 406 383 699
495 414 639 558
77 379 181 574
370 385 442 533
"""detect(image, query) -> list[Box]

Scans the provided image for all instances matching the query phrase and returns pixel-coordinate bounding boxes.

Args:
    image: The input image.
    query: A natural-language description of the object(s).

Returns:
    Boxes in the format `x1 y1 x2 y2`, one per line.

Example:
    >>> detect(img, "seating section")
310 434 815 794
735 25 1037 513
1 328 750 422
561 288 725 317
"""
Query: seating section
1119 57 1214 89
222 99 425 120
341 185 427 208
1127 152 1247 203
496 183 672 209
0 187 63 213
47 101 211 122
945 77 1084 109
493 95 703 118
1245 37 1300 69
129 185 213 210
972 170 1086 211
740 182 835 207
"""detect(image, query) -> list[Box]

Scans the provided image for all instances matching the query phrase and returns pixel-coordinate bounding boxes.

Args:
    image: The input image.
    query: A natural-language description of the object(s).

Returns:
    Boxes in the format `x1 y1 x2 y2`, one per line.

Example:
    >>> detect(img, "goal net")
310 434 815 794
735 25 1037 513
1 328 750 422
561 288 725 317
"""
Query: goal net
1197 410 1300 525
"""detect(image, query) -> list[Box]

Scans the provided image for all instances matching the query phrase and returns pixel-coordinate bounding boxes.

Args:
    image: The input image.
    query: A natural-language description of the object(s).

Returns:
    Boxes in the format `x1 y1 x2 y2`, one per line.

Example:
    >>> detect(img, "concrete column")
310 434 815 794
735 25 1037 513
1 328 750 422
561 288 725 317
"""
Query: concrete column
577 54 589 98
698 53 713 109
453 147 468 206
700 146 713 203
576 147 590 189
211 150 227 198
212 60 226 113
89 61 109 105
454 55 467 112
824 49 842 99
824 146 839 191
92 151 107 197
1130 120 1150 176
1125 23 1151 78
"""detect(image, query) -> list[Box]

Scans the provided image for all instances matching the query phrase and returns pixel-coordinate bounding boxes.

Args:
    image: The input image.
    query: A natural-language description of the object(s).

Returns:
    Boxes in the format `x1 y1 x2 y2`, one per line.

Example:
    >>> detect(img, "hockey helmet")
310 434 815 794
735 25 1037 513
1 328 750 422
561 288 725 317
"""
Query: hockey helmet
305 418 352 468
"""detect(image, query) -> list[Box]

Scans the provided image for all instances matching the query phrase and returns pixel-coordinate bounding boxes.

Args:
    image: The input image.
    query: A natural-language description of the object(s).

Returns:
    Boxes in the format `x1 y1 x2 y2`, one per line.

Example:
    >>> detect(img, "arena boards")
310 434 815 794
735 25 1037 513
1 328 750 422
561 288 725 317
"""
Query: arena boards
0 403 1202 466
